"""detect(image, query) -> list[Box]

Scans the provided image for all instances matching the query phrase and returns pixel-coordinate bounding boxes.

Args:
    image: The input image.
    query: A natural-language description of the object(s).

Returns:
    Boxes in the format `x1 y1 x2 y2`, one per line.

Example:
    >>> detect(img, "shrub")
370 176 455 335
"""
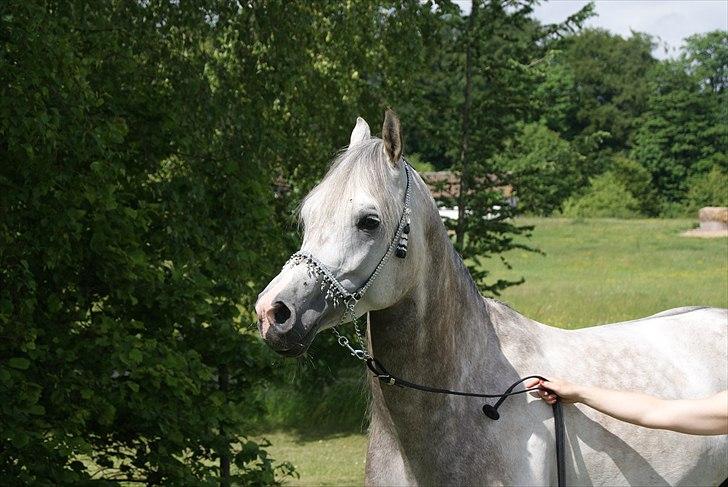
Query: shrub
610 156 660 216
562 172 641 218
496 123 584 215
684 166 728 214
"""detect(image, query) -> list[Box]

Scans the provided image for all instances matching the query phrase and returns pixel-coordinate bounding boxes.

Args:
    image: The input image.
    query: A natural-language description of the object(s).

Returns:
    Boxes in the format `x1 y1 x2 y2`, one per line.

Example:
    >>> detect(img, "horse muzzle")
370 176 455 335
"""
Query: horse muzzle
255 266 329 357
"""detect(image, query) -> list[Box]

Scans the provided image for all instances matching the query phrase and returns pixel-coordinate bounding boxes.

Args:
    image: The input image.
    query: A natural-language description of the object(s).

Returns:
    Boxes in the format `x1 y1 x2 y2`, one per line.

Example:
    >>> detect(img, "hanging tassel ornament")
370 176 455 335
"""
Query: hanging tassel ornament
395 210 411 258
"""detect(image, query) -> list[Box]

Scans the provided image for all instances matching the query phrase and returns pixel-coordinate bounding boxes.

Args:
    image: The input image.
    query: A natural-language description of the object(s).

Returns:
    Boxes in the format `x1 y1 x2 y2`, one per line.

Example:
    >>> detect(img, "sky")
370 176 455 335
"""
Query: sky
453 0 728 58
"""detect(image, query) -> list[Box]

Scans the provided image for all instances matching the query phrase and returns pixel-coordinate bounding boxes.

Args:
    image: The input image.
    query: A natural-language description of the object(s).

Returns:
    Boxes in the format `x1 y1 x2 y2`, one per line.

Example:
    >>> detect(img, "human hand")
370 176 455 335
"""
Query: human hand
525 377 583 405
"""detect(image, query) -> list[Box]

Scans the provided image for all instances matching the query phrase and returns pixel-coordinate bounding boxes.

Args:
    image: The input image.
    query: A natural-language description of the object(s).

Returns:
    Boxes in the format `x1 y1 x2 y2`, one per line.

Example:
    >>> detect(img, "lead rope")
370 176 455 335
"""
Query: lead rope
283 160 566 486
355 335 566 487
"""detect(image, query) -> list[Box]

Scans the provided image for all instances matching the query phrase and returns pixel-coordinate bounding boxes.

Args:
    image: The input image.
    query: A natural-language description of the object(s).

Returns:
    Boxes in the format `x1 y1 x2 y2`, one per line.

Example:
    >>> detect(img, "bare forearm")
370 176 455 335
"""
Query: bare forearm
576 386 664 428
532 378 728 435
575 386 728 435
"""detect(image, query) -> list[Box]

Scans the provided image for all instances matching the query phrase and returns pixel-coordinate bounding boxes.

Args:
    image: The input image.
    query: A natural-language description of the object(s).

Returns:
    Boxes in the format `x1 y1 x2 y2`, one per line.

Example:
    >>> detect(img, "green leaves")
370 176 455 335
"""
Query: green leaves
0 0 290 484
7 358 30 370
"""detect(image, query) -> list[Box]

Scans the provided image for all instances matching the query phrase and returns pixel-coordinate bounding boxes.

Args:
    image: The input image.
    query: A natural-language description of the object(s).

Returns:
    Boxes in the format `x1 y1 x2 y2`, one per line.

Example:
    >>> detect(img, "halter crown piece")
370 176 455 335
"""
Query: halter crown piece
284 159 412 358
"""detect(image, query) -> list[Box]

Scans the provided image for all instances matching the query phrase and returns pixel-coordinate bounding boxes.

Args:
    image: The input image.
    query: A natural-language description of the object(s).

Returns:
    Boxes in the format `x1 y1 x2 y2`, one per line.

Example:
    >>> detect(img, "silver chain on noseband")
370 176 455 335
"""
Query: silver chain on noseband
283 161 412 360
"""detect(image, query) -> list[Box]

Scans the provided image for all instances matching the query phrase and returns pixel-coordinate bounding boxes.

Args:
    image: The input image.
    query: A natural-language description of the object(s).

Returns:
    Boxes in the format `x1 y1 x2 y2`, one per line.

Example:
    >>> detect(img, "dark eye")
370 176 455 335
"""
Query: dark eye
357 214 380 231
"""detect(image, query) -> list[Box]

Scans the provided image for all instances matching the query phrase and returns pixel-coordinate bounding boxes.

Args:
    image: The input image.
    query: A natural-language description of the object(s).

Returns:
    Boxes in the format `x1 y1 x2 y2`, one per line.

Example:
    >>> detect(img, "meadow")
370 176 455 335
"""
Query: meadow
261 217 727 486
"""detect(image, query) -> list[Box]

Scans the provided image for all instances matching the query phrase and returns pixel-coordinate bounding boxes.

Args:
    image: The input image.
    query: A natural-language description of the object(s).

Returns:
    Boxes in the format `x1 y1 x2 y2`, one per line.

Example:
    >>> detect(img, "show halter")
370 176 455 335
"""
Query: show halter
284 159 566 487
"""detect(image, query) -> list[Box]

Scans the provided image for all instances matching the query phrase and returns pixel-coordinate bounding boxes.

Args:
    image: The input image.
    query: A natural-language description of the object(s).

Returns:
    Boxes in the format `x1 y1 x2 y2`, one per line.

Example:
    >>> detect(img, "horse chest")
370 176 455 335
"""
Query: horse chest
372 390 551 486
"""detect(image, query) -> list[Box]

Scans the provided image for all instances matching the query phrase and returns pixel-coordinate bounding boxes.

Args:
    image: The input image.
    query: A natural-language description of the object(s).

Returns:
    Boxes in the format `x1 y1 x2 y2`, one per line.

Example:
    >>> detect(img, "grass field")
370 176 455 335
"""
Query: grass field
263 217 728 486
491 218 727 328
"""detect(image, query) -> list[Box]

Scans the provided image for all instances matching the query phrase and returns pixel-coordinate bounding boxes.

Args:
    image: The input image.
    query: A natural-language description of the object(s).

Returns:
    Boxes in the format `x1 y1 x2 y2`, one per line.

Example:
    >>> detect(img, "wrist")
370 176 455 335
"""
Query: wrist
572 384 592 404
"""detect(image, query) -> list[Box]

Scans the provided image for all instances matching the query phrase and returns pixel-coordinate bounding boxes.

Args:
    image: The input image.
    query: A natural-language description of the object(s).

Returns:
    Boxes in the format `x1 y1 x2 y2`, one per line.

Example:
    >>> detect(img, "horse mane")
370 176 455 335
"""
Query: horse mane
299 138 403 239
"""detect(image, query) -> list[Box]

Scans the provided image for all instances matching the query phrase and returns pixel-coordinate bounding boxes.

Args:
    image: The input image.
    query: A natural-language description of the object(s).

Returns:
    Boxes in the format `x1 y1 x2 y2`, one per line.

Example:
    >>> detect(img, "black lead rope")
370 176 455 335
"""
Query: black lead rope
366 357 566 487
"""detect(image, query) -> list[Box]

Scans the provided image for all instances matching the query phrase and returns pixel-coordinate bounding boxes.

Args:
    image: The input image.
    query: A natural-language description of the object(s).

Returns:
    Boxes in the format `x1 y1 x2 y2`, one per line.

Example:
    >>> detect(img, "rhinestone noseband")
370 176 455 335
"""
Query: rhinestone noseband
283 160 412 357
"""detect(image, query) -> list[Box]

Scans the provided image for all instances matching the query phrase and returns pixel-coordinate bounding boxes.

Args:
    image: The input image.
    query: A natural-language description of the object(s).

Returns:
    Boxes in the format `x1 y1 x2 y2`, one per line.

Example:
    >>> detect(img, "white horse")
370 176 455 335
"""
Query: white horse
256 111 728 486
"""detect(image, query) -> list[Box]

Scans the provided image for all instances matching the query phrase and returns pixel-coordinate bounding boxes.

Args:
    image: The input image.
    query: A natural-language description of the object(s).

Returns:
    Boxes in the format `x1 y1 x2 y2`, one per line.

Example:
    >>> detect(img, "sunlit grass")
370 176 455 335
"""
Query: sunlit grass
260 431 367 486
488 218 727 328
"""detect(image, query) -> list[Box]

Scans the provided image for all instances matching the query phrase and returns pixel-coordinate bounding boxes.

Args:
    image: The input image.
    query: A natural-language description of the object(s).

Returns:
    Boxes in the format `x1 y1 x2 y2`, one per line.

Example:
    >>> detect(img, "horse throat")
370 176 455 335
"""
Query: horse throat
367 208 502 398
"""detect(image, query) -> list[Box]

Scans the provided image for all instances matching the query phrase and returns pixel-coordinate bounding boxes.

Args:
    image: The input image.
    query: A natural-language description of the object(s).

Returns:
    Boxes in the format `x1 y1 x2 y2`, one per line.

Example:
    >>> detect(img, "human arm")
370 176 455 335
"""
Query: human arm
526 378 728 436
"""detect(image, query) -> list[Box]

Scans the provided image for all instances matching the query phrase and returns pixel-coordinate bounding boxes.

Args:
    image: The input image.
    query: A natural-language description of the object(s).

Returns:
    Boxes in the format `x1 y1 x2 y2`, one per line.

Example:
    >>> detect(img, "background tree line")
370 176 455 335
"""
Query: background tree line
1 0 725 484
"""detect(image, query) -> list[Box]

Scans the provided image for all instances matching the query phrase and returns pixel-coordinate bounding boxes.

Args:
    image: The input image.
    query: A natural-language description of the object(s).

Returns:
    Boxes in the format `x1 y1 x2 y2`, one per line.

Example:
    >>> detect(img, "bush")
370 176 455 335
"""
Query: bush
610 156 659 216
496 123 585 215
684 166 728 214
562 172 641 218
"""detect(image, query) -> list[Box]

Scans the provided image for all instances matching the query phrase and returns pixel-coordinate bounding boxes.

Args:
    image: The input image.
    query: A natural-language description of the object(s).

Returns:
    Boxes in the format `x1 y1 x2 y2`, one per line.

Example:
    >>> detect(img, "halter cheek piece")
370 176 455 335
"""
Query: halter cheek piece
283 159 566 487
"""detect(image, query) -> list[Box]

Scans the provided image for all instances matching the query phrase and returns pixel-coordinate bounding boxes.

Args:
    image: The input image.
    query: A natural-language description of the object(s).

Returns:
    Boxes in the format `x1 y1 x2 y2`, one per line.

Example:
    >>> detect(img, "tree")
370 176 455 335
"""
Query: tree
495 122 585 216
422 0 591 293
0 2 301 484
682 30 728 95
393 1 540 293
555 29 657 172
631 52 727 207
1 1 462 481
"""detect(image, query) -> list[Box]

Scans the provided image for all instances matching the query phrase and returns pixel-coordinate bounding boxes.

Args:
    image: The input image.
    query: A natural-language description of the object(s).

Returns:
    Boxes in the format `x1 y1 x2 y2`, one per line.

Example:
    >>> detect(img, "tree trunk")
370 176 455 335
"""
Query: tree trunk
218 365 230 487
456 0 479 248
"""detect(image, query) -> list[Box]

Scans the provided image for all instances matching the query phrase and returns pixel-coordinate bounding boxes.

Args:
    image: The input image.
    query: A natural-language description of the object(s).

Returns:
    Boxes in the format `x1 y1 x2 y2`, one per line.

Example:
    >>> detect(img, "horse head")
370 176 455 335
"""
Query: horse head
255 110 430 356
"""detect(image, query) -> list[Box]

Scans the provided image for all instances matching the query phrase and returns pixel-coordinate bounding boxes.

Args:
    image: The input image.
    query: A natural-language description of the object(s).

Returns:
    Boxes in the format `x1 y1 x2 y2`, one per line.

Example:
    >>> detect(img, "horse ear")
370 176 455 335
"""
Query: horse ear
349 117 371 147
382 109 402 165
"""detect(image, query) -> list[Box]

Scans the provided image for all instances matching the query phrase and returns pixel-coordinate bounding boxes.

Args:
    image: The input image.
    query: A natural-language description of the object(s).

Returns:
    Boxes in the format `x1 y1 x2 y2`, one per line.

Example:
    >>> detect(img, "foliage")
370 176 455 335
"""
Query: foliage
562 172 641 218
609 156 659 216
530 28 726 215
1 0 458 482
495 123 585 215
398 0 587 294
0 1 306 484
631 53 727 207
556 29 657 157
684 166 728 214
406 153 437 173
682 30 728 94
532 50 579 136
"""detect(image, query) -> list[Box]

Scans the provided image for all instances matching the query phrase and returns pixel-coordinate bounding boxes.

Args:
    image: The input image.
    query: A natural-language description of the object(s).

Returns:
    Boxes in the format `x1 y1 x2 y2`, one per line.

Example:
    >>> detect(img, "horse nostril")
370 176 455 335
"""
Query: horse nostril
272 301 291 325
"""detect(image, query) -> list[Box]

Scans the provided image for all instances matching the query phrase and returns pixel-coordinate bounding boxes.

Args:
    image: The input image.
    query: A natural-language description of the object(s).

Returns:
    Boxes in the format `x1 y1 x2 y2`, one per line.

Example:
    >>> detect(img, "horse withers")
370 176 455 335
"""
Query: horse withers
256 111 728 486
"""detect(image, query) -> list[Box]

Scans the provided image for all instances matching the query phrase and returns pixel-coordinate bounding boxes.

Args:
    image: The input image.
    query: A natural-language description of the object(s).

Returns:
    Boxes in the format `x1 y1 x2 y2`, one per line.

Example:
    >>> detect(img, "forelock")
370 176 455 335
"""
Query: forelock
299 138 402 239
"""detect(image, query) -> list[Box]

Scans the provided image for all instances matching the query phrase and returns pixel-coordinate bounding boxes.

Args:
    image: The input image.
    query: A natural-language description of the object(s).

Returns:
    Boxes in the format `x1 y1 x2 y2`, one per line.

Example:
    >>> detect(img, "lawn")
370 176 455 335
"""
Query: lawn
263 217 727 486
261 432 368 486
491 218 727 328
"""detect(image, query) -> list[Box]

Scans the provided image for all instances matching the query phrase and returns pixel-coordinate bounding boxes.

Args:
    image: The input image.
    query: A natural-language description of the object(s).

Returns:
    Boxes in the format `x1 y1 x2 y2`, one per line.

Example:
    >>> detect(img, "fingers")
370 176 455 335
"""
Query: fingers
527 378 559 404
526 378 541 398
537 387 558 404
543 392 558 404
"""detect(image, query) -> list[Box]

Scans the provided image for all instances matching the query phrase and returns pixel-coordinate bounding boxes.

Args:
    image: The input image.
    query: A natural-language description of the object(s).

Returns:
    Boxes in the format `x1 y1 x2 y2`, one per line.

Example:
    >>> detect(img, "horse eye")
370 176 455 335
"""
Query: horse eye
357 215 380 231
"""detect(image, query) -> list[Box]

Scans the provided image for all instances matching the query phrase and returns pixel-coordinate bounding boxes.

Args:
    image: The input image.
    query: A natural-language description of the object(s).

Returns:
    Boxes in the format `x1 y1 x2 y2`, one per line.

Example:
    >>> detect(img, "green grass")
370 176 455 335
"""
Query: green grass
260 432 367 486
489 218 728 328
262 218 728 486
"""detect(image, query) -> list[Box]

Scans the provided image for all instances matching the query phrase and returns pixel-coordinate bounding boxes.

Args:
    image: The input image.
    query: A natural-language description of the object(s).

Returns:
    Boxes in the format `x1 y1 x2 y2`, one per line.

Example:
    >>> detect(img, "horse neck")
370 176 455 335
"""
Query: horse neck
367 196 504 386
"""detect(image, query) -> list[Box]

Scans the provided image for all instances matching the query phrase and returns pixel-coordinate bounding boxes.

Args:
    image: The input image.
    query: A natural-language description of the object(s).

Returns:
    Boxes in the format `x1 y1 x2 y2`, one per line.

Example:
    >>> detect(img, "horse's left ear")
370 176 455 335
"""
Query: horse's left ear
382 109 402 165
350 117 371 147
